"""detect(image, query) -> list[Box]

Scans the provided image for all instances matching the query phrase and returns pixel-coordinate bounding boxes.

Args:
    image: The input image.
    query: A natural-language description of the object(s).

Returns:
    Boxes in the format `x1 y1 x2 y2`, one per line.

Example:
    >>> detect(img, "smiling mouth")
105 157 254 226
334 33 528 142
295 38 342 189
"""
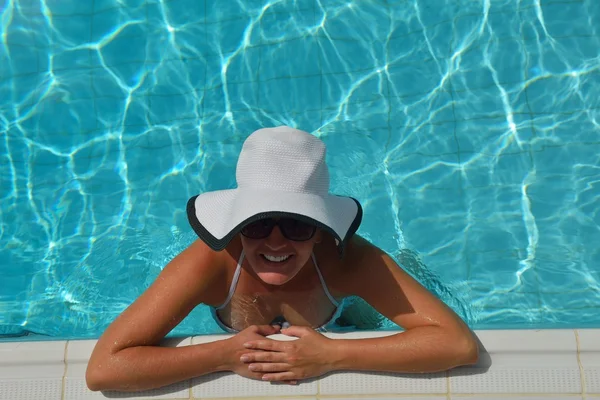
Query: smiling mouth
260 254 293 263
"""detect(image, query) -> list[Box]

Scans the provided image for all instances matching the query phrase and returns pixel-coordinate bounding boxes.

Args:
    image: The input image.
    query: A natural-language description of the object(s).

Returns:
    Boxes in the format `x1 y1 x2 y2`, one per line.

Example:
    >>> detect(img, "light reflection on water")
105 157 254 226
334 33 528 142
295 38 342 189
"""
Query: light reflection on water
0 0 599 339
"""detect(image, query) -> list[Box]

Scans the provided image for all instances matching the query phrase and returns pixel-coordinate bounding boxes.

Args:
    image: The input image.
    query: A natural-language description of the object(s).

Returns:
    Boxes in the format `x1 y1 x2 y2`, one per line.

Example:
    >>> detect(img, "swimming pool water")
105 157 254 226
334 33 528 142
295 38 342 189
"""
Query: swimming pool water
1 0 599 340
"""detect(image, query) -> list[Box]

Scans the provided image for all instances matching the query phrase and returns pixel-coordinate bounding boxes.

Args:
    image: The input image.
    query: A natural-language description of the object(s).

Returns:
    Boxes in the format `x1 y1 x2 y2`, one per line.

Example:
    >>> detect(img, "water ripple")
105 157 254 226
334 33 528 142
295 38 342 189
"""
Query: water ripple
1 0 599 338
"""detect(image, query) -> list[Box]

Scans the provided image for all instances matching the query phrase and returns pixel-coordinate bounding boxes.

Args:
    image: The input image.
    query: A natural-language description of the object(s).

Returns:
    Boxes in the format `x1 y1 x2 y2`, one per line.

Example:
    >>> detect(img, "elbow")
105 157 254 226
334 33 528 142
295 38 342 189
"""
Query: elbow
85 370 102 392
457 335 480 366
86 360 110 392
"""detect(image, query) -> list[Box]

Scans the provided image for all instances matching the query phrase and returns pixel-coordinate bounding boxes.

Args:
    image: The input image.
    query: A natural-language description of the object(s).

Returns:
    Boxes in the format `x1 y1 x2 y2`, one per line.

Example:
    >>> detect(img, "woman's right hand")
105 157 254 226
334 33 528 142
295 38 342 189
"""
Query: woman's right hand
225 325 296 382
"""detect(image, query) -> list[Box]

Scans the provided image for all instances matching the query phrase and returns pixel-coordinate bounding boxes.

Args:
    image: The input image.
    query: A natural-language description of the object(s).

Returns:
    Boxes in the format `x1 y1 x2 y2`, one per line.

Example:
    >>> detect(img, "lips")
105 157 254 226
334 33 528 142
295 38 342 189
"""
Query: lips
260 253 294 265
262 254 291 262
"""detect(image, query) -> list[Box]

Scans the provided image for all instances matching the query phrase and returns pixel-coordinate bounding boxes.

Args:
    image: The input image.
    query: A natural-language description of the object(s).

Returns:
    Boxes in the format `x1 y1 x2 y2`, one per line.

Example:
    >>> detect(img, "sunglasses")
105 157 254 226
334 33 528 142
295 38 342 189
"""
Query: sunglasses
240 218 317 241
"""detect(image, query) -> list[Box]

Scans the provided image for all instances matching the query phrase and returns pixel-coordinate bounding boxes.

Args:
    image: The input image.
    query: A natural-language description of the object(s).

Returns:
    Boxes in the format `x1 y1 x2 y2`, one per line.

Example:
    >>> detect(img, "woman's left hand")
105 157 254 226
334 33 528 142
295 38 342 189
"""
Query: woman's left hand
240 326 335 383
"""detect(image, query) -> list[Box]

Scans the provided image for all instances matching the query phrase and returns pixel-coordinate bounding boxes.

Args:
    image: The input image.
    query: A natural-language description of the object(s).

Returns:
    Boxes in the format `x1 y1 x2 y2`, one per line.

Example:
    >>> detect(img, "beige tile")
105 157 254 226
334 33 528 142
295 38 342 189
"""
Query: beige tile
191 332 302 344
450 330 581 394
328 397 446 400
65 340 99 378
452 397 583 399
324 331 399 340
1 330 593 399
579 329 600 352
192 372 318 398
190 330 396 344
451 368 582 394
0 378 63 400
0 341 66 400
64 337 192 400
577 329 600 394
191 334 232 344
0 340 66 378
470 329 579 367
319 371 447 396
64 379 190 400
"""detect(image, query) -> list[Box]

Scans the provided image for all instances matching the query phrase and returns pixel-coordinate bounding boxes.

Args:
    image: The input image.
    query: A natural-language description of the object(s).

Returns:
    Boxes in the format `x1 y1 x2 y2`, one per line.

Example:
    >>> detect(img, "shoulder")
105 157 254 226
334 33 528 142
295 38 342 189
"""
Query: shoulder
315 234 386 296
345 234 381 257
161 237 241 307
340 234 386 273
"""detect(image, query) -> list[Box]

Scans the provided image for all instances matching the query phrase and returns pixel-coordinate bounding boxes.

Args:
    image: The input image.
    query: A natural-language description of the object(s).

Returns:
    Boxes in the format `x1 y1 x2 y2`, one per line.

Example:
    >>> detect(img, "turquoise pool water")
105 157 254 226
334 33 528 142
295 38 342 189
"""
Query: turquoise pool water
1 0 599 340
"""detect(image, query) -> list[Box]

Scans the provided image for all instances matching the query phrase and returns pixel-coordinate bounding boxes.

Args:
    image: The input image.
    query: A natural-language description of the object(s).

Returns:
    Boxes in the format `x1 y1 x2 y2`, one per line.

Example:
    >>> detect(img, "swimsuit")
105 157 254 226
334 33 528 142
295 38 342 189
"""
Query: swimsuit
210 250 344 333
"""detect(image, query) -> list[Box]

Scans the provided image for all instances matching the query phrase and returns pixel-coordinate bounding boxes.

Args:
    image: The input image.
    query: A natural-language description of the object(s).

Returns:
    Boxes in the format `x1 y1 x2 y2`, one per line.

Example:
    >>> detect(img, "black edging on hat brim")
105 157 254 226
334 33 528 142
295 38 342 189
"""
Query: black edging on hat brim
186 195 363 258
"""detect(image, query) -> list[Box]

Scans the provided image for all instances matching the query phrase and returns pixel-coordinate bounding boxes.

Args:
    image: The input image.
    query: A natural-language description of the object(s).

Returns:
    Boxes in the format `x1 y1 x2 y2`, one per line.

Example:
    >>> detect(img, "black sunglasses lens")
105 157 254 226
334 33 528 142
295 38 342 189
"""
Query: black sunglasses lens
241 219 275 239
279 218 316 241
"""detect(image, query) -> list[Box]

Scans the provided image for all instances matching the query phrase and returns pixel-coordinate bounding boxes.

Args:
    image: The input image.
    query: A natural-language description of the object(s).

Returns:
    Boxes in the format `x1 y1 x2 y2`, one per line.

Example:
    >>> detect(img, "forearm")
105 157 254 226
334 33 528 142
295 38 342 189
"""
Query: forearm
86 339 231 392
330 326 478 373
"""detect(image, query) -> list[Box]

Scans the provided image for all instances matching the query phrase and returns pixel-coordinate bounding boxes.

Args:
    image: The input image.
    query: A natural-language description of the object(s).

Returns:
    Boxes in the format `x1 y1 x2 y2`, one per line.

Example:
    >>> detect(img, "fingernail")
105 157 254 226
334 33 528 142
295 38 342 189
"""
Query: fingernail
249 365 258 371
240 356 249 362
243 343 252 348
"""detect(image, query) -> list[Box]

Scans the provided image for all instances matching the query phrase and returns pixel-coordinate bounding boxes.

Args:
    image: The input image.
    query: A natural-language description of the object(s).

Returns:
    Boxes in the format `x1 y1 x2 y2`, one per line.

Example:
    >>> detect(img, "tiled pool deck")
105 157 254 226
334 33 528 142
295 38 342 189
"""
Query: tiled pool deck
1 329 599 400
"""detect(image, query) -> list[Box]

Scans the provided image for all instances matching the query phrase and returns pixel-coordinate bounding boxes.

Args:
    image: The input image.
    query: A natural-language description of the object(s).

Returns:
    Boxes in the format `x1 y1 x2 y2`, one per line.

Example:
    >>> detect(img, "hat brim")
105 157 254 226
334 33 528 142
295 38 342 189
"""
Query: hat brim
187 188 362 255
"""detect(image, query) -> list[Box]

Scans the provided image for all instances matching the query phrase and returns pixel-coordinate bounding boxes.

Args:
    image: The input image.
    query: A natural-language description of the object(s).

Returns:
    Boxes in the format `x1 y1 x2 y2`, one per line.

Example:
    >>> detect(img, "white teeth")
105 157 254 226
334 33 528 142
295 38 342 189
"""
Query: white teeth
263 254 291 262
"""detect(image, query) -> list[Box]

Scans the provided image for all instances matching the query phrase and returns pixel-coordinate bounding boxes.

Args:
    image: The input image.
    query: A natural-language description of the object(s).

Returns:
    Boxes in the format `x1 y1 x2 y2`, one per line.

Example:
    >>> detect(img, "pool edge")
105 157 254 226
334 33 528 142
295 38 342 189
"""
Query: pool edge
0 329 599 399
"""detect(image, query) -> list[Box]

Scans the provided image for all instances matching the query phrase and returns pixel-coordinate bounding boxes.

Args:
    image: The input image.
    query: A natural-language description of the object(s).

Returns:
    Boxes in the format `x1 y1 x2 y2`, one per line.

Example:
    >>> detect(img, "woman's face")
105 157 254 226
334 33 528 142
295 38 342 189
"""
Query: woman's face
240 223 322 286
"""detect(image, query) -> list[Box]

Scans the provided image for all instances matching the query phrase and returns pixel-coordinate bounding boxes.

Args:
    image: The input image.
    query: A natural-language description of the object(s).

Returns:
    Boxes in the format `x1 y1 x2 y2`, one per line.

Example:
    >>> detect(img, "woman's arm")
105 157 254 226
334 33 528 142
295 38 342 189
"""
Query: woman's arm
329 326 477 373
86 240 230 392
87 340 231 392
331 237 479 373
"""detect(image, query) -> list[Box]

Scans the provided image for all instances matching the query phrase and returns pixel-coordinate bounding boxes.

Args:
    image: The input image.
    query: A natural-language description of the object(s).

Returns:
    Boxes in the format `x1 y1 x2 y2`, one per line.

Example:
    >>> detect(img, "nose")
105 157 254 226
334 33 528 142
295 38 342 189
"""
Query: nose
264 225 287 250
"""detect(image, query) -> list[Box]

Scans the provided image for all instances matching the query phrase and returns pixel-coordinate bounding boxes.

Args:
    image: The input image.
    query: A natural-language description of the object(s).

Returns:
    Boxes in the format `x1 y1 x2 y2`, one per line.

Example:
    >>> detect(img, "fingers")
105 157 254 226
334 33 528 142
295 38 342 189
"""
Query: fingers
241 351 287 363
280 325 312 338
248 362 290 372
249 324 281 336
263 372 297 382
244 339 282 351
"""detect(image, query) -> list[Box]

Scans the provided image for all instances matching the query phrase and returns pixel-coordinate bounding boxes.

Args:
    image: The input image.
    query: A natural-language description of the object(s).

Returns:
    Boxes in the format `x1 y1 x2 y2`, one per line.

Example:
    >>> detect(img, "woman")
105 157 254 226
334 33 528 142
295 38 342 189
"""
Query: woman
86 126 479 392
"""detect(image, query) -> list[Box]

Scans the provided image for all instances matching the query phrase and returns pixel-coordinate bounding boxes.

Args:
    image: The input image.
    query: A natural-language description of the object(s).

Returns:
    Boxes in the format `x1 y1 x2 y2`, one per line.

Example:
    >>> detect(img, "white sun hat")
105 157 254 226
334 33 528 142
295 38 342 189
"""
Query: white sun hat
187 126 362 255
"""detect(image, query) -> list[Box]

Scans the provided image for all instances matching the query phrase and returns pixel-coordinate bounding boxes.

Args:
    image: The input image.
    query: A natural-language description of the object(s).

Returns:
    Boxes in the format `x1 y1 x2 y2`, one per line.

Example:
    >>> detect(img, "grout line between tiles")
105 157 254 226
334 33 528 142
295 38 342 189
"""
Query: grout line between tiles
317 370 321 396
62 340 68 400
576 329 588 397
446 369 451 399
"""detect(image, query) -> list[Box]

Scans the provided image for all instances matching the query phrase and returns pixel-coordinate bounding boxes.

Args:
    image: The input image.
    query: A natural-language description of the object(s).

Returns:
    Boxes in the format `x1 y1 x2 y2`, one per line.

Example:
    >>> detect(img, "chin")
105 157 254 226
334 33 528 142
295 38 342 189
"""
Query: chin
255 272 296 286
249 254 304 286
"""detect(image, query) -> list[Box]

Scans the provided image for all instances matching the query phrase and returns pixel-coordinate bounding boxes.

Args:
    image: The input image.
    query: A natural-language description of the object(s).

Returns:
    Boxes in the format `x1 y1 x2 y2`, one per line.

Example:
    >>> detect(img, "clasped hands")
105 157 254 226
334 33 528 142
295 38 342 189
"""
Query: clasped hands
227 324 334 384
